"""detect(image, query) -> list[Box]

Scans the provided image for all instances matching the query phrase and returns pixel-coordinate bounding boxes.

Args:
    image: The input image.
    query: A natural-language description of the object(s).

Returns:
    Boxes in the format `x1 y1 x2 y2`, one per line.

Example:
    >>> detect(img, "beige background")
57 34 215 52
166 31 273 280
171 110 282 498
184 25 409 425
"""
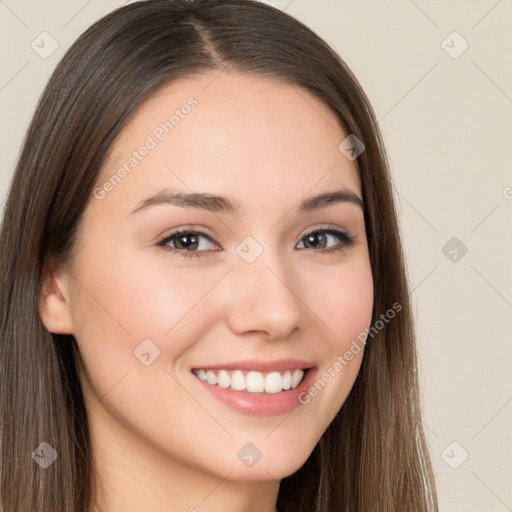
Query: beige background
1 1 511 510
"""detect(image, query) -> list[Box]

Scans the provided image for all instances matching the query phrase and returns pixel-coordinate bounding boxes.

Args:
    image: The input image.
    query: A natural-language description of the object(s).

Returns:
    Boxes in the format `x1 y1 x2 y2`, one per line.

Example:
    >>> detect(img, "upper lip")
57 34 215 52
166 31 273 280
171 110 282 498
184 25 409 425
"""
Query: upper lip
191 358 315 373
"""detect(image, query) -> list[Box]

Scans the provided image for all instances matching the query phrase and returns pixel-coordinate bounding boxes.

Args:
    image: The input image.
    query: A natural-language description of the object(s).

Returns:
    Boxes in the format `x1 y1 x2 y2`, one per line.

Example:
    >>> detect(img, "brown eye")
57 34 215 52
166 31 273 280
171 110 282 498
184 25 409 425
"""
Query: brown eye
297 228 355 254
157 229 218 258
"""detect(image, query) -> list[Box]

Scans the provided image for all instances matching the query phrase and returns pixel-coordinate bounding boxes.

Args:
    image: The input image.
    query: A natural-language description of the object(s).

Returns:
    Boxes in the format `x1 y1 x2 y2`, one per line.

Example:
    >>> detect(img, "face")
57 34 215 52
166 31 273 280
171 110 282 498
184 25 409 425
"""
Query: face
47 72 373 482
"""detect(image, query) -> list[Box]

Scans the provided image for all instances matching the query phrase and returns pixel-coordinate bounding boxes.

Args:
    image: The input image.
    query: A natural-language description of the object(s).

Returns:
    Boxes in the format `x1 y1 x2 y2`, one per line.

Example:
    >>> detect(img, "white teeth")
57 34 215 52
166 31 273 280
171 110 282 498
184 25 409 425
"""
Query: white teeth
193 368 305 393
291 369 303 388
282 371 292 390
205 370 218 385
264 372 282 394
217 370 231 388
246 371 265 392
230 370 246 391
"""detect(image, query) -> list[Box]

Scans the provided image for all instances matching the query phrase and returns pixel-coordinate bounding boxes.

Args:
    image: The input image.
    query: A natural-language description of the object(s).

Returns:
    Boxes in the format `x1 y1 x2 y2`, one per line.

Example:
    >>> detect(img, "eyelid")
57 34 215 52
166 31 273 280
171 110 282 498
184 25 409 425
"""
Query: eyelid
156 226 218 248
157 224 216 242
302 223 349 237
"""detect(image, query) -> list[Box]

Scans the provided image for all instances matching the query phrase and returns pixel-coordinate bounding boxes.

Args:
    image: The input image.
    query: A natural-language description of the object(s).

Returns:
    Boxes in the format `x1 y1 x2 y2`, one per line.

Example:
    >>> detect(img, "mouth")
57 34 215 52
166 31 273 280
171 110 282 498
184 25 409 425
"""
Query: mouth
190 359 317 416
192 367 309 394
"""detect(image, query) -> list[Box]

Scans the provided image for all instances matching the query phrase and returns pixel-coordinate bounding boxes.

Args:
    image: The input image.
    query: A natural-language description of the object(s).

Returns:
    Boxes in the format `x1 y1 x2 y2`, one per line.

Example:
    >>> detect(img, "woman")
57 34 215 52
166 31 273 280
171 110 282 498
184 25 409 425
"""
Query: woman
0 1 438 511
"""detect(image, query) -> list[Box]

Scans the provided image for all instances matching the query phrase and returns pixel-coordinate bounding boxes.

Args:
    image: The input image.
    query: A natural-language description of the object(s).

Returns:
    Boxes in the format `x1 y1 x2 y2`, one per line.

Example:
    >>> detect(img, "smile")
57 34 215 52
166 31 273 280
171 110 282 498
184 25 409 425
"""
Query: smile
192 368 306 394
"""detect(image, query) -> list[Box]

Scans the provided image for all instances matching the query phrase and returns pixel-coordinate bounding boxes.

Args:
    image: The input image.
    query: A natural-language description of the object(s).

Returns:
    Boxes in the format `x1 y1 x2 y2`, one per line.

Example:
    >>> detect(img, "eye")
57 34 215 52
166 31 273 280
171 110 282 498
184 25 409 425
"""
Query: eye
157 224 356 259
157 228 219 259
297 225 356 255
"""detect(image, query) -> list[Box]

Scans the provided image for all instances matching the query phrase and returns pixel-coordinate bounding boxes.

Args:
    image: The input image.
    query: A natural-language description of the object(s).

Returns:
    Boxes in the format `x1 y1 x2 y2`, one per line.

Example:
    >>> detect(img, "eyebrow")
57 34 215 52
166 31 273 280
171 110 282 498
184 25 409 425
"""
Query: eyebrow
128 187 364 216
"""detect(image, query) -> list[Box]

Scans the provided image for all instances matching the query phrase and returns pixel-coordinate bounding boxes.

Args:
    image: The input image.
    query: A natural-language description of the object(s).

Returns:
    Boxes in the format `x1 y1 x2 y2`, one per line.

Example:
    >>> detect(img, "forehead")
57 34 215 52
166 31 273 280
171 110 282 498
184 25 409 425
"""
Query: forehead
95 72 362 216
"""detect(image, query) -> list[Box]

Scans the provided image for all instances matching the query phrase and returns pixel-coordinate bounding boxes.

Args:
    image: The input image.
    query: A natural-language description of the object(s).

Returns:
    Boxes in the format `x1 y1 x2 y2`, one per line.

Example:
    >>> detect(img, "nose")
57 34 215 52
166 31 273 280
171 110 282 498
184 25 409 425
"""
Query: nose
224 247 305 341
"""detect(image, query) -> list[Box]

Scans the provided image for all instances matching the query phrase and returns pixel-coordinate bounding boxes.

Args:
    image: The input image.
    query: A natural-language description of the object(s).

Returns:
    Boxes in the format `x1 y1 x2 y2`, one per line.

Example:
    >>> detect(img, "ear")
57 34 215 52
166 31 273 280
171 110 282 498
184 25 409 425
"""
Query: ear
39 255 74 334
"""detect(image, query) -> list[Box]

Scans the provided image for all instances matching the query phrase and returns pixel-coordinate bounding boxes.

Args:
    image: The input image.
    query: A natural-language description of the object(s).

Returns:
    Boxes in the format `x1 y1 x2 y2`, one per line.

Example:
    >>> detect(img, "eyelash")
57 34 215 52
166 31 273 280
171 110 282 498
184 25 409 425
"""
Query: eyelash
156 224 356 259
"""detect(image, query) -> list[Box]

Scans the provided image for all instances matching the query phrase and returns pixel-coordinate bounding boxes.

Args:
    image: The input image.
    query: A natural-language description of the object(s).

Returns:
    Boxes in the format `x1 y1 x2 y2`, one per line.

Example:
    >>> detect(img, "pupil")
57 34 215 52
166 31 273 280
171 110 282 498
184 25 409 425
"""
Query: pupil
308 233 325 248
179 234 197 249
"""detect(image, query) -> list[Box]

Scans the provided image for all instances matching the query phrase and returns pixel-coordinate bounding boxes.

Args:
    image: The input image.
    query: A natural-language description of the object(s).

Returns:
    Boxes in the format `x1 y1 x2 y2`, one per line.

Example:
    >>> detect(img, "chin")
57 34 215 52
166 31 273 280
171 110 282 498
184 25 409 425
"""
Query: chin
216 446 315 482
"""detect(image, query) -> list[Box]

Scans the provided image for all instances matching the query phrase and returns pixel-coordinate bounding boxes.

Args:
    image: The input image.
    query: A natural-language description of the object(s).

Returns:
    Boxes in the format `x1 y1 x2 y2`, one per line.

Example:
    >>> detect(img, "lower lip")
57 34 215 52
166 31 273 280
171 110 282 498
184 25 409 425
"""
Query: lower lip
191 368 317 416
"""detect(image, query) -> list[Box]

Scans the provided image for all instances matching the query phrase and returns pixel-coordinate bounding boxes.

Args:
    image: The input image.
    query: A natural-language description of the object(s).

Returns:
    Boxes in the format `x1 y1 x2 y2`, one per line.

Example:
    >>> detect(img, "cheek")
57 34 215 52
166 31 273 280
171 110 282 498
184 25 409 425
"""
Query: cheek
305 255 374 349
71 247 215 343
68 248 219 405
328 273 374 349
69 250 224 457
292 256 373 435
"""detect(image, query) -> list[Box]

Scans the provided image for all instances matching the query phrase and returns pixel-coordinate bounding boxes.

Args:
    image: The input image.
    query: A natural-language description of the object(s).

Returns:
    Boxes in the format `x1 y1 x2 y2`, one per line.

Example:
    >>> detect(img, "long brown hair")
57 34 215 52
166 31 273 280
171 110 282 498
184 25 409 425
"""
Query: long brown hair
0 1 438 510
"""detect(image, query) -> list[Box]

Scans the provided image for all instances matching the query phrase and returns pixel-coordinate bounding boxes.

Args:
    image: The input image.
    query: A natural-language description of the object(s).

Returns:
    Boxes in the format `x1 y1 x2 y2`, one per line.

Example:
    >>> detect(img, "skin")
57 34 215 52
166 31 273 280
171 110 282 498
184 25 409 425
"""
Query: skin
40 72 374 512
